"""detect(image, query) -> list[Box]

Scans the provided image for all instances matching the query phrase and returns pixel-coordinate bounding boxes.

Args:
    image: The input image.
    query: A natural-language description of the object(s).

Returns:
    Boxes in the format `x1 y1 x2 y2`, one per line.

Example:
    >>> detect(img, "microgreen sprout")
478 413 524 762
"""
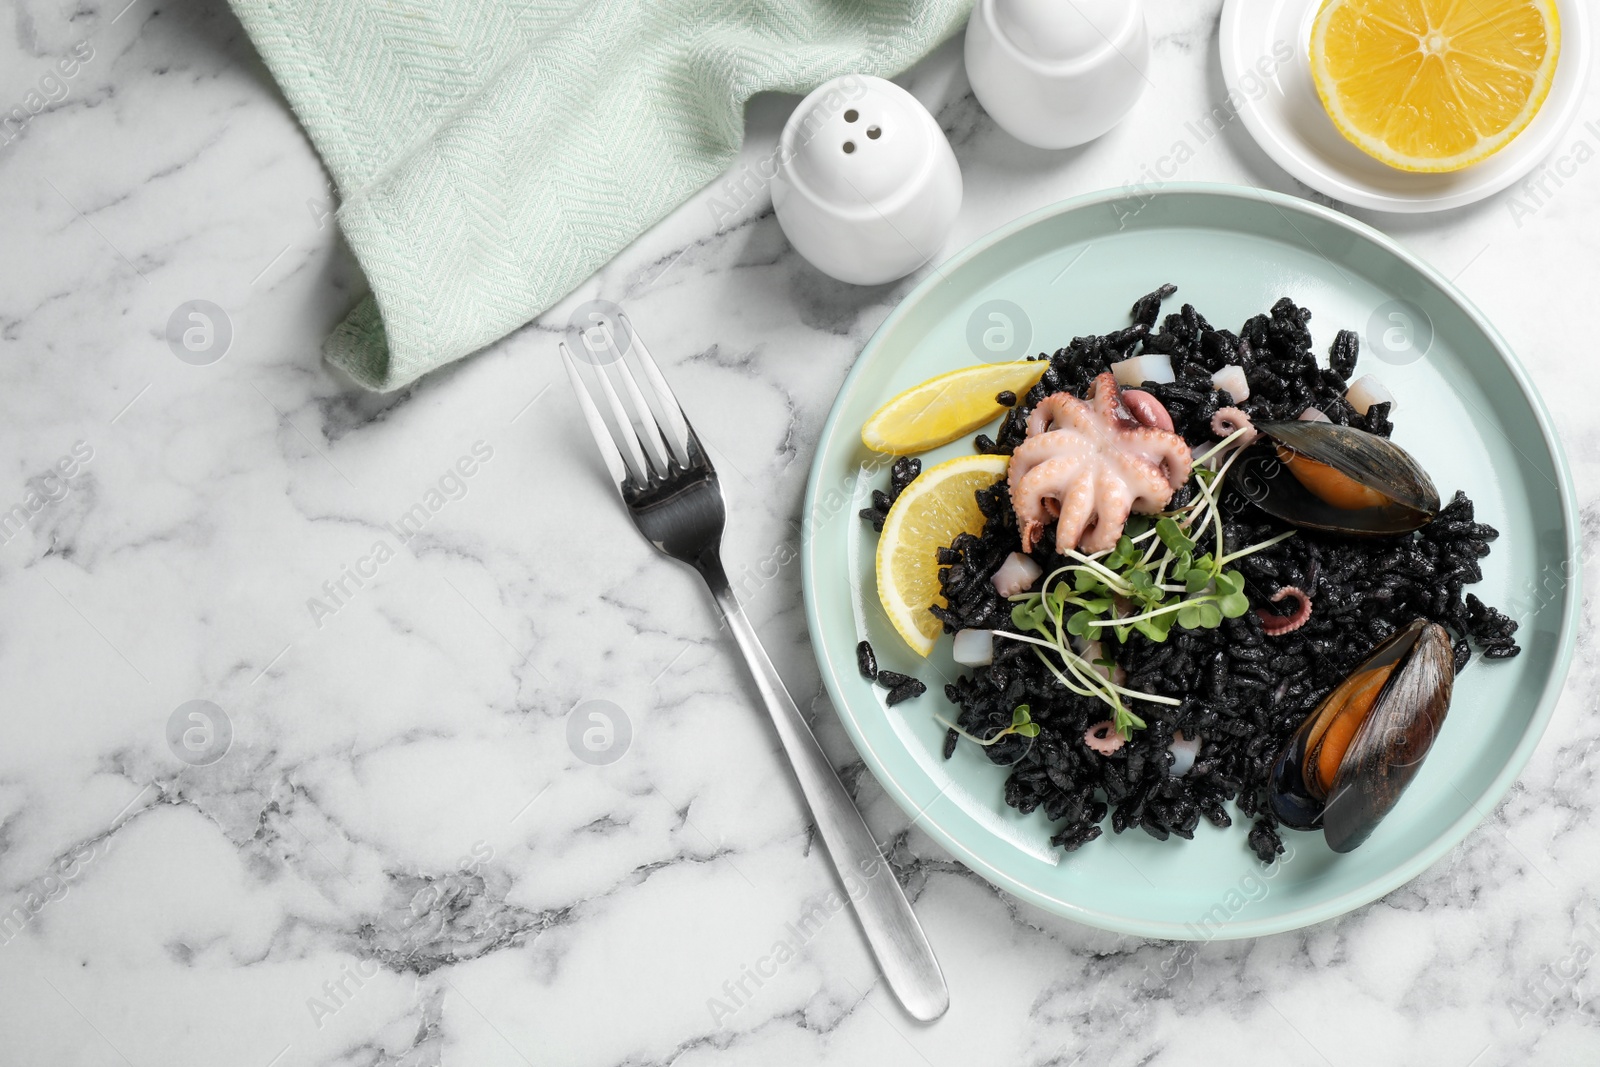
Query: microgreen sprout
936 704 1040 747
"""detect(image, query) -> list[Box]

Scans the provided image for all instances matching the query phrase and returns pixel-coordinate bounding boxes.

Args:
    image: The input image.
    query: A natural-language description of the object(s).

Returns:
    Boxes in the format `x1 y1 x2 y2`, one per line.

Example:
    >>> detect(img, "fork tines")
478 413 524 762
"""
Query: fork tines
559 314 700 491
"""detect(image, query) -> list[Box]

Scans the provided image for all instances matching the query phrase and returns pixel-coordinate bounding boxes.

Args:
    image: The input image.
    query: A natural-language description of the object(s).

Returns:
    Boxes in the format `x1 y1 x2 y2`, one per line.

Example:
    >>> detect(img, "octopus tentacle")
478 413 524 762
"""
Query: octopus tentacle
1079 478 1134 554
1014 455 1081 553
1087 373 1122 423
1256 586 1313 636
1026 393 1078 437
1084 721 1125 755
1123 431 1193 491
1212 406 1257 447
1008 429 1091 492
1047 461 1099 554
1122 459 1175 513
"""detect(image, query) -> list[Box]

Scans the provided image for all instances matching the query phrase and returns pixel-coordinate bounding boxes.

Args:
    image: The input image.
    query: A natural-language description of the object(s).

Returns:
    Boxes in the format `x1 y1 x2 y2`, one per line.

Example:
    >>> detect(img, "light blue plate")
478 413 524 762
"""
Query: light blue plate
800 184 1579 939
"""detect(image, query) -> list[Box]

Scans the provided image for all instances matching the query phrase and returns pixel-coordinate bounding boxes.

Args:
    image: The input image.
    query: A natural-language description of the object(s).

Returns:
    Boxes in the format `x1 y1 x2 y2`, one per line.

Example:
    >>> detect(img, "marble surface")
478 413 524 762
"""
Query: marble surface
3 1 1599 1063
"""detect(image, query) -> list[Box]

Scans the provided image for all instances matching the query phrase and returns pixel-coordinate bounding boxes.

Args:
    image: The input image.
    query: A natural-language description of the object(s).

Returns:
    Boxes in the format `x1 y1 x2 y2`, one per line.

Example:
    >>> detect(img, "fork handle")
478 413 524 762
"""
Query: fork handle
698 554 949 1022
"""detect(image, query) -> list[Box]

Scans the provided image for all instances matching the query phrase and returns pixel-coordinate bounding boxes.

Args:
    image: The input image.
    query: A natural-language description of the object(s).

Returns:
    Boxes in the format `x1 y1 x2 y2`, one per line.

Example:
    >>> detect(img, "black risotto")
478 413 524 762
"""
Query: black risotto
861 285 1520 862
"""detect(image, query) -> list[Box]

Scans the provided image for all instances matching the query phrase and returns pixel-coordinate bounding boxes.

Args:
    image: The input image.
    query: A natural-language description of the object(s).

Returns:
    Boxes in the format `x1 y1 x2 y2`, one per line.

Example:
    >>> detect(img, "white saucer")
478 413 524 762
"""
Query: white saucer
1219 0 1591 213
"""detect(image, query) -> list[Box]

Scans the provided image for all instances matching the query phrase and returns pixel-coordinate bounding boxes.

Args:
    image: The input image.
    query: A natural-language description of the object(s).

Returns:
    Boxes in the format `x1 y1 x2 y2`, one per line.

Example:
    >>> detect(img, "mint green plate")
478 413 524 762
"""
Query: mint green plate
800 184 1578 939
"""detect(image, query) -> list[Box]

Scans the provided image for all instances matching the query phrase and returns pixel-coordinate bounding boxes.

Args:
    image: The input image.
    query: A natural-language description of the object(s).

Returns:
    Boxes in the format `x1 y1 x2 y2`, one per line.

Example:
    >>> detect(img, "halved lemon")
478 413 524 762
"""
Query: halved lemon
1310 0 1560 173
862 361 1047 455
876 454 1011 656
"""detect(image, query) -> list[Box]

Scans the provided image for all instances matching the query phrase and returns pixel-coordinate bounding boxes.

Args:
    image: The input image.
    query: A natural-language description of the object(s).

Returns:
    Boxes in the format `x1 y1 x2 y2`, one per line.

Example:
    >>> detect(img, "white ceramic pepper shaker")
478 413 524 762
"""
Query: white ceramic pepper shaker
771 75 963 286
965 0 1150 149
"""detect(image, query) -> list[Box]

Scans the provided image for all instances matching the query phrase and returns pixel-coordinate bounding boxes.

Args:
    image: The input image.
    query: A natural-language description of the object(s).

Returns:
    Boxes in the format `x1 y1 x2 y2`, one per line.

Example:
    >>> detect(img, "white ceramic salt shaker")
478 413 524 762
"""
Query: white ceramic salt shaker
771 75 962 286
965 0 1150 150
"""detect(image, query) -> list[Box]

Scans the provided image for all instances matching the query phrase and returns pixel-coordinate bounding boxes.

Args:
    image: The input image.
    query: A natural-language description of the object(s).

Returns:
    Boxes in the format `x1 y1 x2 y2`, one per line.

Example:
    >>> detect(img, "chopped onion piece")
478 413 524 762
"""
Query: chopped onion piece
952 629 994 667
1111 353 1174 388
991 552 1042 597
1169 730 1201 777
1210 364 1249 401
1346 374 1396 416
1297 406 1331 423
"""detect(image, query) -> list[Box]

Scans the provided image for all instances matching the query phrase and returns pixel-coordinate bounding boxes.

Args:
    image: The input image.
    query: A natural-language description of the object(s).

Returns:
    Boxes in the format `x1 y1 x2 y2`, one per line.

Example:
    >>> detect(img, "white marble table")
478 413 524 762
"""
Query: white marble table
4 1 1599 1063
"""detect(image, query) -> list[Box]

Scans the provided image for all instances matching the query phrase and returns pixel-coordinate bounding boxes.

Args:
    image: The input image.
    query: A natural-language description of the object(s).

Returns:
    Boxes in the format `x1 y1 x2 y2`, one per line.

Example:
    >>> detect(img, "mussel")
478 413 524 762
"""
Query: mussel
1269 619 1454 853
1234 421 1439 535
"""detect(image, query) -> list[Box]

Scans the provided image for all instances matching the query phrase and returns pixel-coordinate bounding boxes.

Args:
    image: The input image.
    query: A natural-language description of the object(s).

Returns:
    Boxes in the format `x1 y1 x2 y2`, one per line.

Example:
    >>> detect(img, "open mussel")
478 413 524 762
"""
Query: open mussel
1234 421 1439 535
1269 619 1454 853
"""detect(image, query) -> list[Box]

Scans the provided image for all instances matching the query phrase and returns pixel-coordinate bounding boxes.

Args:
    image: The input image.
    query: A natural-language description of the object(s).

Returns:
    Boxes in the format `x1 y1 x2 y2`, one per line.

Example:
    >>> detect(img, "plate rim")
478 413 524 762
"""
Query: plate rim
1217 0 1592 214
799 182 1581 939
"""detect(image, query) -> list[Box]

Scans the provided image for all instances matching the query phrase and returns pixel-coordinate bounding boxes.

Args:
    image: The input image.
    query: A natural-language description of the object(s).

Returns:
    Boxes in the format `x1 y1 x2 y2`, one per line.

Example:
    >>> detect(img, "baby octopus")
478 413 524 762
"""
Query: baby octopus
1008 373 1193 554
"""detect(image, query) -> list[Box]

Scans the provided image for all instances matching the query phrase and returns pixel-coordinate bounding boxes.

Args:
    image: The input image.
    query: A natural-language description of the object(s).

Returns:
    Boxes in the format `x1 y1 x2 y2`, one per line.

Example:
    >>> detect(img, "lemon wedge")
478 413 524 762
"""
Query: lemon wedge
862 361 1047 455
1310 0 1559 172
876 454 1011 656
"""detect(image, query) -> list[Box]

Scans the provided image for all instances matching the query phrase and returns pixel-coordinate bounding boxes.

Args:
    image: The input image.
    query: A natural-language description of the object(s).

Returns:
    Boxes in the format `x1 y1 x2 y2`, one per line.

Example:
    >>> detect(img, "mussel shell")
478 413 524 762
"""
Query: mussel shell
1233 421 1440 535
1322 622 1454 852
1267 620 1455 851
1267 743 1324 831
1266 621 1420 831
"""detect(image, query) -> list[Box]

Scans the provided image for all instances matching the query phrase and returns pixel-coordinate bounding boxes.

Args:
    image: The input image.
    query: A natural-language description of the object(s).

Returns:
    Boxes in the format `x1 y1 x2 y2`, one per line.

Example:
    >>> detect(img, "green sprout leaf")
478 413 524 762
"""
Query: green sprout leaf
1133 613 1173 642
1218 591 1251 618
1011 598 1046 632
1106 536 1136 569
1170 552 1191 582
1155 517 1194 555
1114 706 1148 737
936 704 1043 750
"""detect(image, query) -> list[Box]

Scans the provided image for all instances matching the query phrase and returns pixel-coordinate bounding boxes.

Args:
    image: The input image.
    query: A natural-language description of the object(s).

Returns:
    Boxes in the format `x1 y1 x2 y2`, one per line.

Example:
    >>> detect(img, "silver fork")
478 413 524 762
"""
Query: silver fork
560 314 949 1022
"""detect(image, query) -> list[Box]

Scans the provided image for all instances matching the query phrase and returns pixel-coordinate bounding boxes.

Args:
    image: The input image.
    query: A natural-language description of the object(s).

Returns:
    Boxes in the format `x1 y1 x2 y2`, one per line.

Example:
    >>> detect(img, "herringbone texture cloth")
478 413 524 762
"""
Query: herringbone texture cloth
227 0 973 390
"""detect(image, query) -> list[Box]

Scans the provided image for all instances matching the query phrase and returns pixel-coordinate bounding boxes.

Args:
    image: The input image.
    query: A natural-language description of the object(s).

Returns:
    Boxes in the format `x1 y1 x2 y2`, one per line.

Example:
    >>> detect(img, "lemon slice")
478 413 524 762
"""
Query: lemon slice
862 361 1047 455
1310 0 1559 173
876 454 1011 656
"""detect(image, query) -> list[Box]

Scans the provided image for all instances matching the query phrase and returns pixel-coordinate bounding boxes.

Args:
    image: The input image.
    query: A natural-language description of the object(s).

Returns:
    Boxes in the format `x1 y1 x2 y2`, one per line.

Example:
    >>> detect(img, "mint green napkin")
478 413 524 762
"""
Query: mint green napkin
227 0 974 391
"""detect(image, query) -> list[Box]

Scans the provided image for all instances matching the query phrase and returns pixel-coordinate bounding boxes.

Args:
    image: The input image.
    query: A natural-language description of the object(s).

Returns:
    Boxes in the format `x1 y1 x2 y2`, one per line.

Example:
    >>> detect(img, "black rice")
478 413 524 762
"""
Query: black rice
871 665 927 705
887 285 1518 863
857 640 878 681
858 457 924 532
891 456 922 494
886 679 928 705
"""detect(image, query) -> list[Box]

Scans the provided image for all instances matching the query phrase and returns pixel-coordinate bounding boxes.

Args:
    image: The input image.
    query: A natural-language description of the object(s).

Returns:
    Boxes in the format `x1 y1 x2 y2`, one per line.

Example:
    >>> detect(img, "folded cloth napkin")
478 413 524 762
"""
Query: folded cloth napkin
227 0 974 390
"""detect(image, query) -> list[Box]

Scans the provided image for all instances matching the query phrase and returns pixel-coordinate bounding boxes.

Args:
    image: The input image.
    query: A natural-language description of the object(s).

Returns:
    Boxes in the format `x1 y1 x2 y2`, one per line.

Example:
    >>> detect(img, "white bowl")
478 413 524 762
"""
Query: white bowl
1219 0 1592 213
965 0 1150 150
771 75 963 286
